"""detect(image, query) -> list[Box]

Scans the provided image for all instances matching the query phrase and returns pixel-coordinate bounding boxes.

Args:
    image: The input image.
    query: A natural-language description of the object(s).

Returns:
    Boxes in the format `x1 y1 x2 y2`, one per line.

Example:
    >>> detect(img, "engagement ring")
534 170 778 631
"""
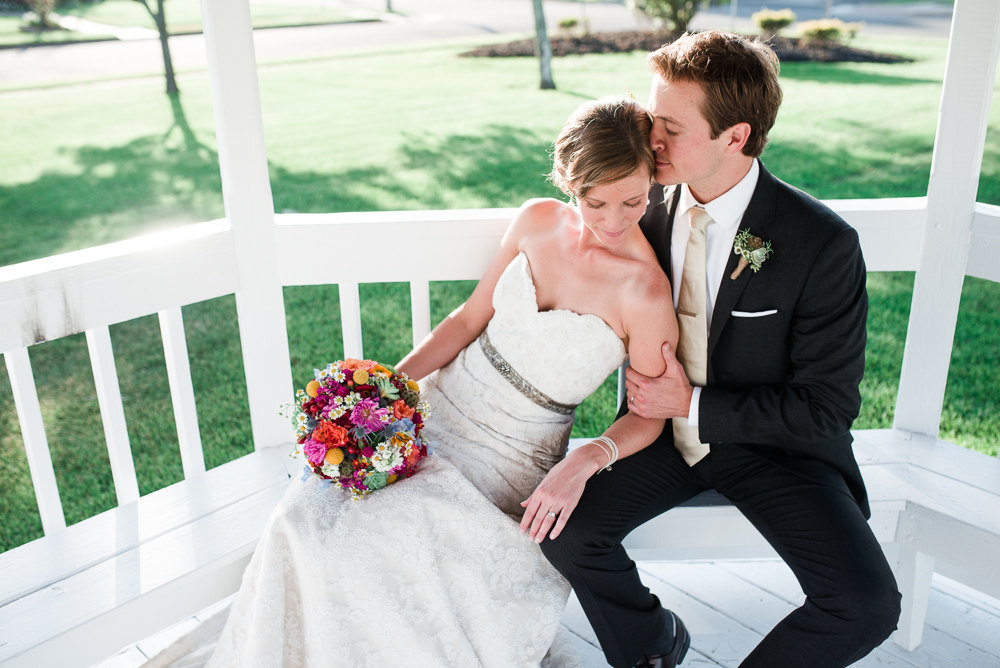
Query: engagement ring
629 395 634 404
546 511 557 518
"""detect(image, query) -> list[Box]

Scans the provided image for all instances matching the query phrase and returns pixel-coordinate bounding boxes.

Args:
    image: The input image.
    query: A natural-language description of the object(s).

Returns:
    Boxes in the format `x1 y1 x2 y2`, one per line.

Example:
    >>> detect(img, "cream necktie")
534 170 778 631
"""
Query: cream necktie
672 206 713 466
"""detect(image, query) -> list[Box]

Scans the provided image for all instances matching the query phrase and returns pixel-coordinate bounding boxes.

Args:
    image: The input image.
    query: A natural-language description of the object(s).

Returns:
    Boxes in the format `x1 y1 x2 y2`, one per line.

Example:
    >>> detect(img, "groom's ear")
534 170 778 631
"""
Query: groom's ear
723 122 752 155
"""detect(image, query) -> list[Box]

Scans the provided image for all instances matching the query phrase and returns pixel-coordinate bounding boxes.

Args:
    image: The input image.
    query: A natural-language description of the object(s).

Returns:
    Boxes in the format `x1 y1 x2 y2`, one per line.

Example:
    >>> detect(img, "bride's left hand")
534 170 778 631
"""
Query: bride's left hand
519 446 603 543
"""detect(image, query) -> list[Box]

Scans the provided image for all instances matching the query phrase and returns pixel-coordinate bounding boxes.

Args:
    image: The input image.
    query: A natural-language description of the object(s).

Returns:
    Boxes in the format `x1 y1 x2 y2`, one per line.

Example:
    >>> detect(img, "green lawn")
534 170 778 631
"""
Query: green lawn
1 34 998 552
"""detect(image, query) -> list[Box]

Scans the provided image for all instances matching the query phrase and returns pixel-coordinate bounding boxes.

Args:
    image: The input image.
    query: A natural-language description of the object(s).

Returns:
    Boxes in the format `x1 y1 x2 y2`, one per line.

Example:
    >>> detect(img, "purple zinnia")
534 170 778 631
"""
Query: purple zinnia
303 438 328 466
351 398 389 432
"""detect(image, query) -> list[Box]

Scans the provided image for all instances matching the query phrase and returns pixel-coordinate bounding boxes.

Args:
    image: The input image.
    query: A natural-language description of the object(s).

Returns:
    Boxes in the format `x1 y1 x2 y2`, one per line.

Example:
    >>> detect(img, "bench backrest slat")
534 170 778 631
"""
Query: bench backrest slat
158 307 206 479
338 281 364 360
410 279 431 350
4 347 66 536
85 326 139 506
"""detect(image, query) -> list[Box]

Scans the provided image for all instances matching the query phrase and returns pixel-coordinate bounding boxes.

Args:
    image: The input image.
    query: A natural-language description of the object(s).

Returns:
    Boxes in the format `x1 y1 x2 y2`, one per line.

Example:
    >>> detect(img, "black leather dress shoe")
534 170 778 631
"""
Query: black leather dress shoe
634 610 690 668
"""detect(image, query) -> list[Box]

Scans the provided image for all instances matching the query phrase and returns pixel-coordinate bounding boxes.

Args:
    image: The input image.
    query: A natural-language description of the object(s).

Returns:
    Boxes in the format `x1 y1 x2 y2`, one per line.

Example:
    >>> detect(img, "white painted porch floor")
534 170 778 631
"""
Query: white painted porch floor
94 558 1000 668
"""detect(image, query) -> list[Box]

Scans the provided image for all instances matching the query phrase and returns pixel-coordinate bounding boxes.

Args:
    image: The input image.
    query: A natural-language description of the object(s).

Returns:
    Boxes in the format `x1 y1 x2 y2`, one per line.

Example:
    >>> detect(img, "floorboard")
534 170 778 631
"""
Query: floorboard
88 559 1000 668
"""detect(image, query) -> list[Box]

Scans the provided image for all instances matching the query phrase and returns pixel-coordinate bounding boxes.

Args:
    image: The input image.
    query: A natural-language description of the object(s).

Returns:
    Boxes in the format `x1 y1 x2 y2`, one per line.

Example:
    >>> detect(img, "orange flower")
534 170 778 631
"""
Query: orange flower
392 400 415 420
313 422 348 446
341 358 363 371
359 359 378 371
371 364 391 377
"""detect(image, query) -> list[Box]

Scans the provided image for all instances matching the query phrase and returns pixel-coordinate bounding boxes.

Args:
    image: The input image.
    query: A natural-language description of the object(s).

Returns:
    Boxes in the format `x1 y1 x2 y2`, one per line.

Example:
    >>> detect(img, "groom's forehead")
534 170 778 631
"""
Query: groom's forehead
648 77 704 113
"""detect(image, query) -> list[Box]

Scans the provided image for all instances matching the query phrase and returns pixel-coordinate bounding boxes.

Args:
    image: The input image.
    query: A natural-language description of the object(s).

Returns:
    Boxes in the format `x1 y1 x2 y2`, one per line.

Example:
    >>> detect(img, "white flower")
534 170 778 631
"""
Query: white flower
372 442 403 472
750 248 769 264
333 370 346 383
327 405 346 420
417 401 432 418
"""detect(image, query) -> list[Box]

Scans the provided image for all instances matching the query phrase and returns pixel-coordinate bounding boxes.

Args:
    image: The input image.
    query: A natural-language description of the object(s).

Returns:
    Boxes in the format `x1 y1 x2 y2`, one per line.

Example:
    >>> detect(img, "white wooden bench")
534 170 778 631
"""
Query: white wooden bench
1 210 997 666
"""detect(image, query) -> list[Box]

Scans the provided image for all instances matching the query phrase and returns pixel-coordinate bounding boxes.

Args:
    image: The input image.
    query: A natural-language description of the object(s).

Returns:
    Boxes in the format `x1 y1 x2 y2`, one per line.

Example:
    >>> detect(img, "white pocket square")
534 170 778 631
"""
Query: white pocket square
731 309 778 318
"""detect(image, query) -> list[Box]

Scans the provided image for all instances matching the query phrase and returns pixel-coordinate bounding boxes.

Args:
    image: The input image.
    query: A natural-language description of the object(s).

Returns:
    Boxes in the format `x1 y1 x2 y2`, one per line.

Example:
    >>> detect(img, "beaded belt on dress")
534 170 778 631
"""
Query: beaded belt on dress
478 330 577 415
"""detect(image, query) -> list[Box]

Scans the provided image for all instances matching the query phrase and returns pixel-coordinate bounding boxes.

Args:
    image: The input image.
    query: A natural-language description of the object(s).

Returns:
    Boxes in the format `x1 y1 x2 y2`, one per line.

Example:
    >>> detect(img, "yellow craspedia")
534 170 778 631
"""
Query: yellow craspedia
387 474 398 484
353 369 370 385
306 380 321 398
325 447 345 466
406 379 419 392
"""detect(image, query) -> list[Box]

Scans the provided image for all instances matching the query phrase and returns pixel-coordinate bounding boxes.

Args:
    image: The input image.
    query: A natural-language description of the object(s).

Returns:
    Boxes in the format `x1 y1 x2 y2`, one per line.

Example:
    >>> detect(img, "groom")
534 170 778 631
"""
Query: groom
541 31 901 668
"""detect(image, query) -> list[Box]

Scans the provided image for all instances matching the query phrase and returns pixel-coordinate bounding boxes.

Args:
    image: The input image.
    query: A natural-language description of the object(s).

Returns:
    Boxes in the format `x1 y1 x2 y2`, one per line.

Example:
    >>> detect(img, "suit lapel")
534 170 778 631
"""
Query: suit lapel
706 166 778 384
639 184 680 285
662 185 680 285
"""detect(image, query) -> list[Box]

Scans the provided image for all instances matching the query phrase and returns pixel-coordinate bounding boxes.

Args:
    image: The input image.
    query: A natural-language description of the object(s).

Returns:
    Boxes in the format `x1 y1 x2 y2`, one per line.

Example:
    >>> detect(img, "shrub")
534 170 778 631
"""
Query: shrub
753 8 796 38
798 18 864 43
559 17 579 31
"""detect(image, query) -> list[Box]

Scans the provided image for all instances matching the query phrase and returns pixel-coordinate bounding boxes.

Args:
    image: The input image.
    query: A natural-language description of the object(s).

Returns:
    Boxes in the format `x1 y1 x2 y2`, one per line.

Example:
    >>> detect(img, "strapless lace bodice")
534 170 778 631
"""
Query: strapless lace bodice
487 252 626 406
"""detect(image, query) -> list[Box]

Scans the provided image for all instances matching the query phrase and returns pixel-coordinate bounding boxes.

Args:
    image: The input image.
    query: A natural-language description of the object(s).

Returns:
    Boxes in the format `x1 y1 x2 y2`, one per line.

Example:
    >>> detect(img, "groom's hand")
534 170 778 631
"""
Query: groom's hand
625 343 693 420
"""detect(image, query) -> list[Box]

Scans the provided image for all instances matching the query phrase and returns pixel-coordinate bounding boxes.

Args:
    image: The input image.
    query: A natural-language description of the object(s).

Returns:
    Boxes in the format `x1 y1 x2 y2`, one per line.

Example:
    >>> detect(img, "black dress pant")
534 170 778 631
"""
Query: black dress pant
540 437 901 668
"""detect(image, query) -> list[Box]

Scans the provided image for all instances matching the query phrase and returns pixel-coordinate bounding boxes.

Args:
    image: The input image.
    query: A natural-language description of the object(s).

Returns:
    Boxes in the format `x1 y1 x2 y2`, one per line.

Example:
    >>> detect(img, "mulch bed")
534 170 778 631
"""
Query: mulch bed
459 31 912 64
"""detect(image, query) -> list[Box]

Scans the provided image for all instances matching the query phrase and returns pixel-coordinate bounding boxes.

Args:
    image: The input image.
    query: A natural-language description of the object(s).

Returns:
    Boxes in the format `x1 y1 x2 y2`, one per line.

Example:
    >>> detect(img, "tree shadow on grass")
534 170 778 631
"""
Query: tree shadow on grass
0 93 224 268
269 125 559 213
764 123 935 199
778 63 939 87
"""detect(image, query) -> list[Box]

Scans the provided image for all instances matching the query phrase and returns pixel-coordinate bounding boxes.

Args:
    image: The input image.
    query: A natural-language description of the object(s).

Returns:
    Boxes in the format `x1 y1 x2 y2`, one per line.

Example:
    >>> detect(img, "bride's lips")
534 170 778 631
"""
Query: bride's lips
602 228 626 238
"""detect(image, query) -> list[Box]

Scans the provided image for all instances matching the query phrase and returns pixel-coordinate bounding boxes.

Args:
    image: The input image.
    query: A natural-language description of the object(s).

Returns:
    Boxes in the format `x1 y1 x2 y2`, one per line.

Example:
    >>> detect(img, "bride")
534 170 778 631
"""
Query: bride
206 96 678 668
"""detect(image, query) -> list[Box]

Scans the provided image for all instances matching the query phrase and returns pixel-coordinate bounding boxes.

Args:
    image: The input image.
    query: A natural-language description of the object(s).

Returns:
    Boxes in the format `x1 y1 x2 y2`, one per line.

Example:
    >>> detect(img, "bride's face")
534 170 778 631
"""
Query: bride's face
576 169 652 246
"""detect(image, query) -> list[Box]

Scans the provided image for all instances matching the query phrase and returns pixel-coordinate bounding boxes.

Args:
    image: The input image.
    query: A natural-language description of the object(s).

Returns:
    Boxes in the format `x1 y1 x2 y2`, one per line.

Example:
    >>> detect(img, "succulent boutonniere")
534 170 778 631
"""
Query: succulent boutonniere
731 229 773 280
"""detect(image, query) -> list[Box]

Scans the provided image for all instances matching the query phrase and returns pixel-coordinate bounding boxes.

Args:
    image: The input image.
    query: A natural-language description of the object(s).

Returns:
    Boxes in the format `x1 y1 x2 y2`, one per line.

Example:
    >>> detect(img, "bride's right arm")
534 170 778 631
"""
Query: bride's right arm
396 200 556 381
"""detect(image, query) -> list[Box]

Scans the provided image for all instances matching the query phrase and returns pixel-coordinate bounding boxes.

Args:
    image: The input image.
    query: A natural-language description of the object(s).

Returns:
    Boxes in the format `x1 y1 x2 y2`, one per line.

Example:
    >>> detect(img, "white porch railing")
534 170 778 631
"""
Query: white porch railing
0 0 998 665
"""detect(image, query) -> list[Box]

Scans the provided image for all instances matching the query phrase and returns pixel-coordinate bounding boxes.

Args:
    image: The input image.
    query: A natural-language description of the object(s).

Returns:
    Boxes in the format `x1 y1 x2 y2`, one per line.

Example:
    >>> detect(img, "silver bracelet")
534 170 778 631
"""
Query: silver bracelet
591 435 618 473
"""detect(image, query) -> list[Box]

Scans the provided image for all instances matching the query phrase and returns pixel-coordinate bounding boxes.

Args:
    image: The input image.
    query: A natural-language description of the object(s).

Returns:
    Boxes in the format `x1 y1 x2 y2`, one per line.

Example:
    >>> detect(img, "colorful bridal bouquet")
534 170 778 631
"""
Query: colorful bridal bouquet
290 359 432 498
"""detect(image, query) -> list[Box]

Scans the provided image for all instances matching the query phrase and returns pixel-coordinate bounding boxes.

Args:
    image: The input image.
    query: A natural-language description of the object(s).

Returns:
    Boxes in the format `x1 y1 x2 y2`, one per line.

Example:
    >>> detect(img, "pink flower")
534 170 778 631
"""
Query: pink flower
351 398 389 432
303 438 328 466
362 446 374 458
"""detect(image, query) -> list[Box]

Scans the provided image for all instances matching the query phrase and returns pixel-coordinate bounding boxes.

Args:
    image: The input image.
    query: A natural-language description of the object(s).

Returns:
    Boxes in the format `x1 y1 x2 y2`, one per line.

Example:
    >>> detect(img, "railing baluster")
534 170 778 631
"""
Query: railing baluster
339 282 364 359
3 348 66 535
85 327 140 506
158 308 206 479
410 280 431 351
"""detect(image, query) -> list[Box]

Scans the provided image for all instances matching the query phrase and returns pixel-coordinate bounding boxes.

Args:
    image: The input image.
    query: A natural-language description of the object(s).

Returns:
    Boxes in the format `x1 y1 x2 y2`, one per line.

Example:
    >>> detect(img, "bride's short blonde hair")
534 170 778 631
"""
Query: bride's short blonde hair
550 96 654 199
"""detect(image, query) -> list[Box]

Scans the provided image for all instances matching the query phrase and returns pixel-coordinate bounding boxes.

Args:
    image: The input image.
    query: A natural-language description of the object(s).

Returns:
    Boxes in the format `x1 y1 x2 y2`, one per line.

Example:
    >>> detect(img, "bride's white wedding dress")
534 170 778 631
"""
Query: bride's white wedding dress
207 252 626 668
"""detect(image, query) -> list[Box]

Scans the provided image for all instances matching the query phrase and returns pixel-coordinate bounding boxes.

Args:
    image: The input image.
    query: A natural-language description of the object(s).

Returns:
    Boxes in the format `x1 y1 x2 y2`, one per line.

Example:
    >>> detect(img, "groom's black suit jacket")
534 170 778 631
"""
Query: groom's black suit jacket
638 162 871 517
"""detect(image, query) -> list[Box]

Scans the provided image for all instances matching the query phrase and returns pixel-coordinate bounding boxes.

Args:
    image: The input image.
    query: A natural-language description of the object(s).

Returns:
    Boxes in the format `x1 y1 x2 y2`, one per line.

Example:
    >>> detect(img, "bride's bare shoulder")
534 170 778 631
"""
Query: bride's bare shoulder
623 255 671 311
518 198 573 225
506 198 575 244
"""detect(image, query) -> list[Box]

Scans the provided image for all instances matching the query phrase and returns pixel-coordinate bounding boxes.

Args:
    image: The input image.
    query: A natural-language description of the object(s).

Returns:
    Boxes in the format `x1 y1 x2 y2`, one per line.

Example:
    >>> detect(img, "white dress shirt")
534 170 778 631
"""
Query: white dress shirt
669 159 760 428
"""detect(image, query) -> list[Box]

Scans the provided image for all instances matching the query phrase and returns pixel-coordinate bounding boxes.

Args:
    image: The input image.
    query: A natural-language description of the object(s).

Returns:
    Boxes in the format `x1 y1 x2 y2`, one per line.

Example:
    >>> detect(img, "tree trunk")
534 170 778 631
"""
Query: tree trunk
531 0 555 90
137 0 178 94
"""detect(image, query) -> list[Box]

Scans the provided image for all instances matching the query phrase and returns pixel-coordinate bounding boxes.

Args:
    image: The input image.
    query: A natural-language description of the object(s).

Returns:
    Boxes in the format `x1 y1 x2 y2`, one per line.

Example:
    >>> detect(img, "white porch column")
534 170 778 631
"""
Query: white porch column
893 0 1000 436
200 0 294 449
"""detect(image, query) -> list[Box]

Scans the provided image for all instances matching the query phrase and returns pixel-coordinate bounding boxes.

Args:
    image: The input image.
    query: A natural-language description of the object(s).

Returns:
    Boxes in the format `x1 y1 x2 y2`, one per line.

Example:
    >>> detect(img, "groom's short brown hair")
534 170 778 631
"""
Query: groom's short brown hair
647 31 782 158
